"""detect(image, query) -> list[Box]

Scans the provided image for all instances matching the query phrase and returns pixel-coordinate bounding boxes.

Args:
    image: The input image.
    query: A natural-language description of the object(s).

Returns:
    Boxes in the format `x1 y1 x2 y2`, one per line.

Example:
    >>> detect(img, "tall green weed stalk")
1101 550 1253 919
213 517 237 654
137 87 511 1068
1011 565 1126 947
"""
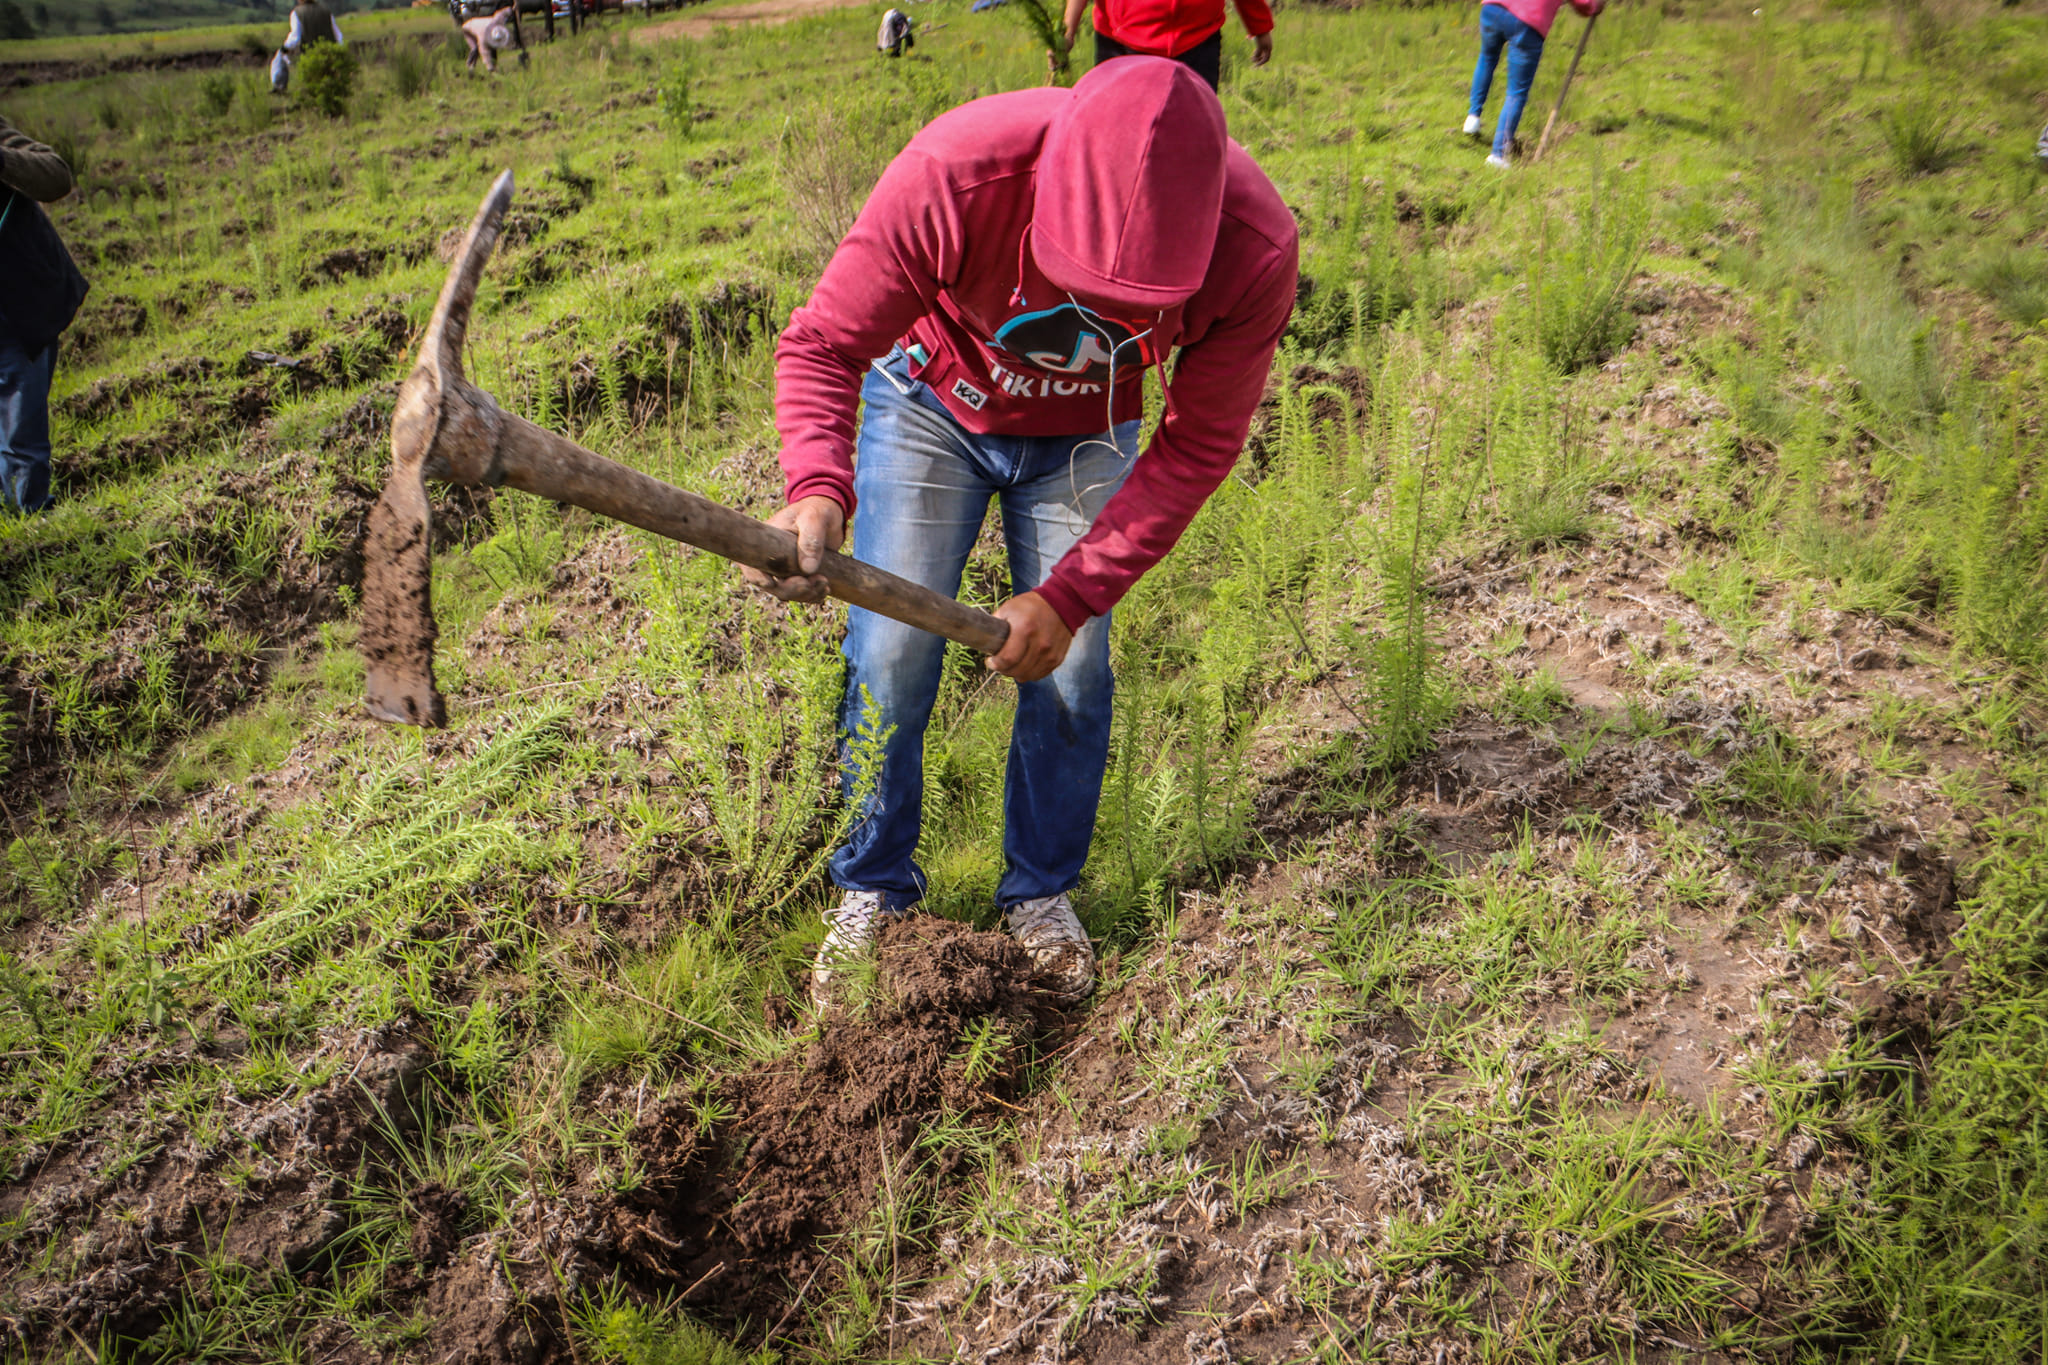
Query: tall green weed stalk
1881 94 1961 175
1292 174 1432 359
1527 161 1647 374
1487 342 1603 549
660 603 872 910
1914 372 2048 671
778 67 956 264
1284 336 1456 768
389 41 434 100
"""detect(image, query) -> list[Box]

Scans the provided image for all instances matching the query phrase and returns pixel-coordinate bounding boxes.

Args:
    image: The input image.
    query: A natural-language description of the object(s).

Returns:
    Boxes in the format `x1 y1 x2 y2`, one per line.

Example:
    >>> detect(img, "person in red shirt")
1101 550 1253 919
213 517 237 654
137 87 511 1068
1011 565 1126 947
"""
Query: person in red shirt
1061 0 1271 90
747 59 1296 1007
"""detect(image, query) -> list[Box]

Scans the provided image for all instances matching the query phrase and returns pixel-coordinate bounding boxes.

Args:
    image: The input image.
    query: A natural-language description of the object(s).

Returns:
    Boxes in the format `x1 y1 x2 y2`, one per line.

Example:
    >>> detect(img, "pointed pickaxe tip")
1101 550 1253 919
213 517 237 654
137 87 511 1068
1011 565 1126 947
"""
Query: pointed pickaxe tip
360 172 521 729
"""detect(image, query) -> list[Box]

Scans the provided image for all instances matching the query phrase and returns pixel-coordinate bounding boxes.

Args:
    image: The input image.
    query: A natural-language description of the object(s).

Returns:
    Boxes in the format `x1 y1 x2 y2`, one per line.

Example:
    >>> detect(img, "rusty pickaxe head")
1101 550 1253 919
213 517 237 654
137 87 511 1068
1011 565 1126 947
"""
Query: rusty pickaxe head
360 170 516 728
360 175 1012 730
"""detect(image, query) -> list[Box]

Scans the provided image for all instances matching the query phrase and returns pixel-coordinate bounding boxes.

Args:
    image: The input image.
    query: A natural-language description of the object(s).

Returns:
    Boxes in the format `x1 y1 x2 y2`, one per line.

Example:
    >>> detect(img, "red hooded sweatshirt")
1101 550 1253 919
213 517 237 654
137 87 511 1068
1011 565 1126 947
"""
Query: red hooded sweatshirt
1093 0 1273 59
775 59 1298 633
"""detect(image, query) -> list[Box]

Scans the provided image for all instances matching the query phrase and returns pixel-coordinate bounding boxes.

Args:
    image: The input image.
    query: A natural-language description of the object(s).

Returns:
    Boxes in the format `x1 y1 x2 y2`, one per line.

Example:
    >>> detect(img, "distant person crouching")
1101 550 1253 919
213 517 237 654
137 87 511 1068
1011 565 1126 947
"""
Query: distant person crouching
461 6 526 73
0 116 88 516
1063 0 1271 91
877 8 915 56
1464 0 1600 167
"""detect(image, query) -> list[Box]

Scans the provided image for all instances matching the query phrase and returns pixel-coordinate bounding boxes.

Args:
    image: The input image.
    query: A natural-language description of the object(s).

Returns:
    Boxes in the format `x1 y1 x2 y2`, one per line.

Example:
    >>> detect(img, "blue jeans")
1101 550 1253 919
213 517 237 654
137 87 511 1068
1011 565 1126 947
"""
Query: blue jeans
1469 3 1545 159
830 350 1141 912
0 339 56 515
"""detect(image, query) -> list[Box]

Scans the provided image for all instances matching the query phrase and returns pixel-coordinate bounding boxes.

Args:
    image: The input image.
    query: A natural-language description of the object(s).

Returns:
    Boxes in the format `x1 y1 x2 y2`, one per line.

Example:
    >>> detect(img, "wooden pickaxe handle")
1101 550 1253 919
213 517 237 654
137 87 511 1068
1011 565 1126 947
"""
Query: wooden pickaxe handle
360 171 1008 730
1533 9 1599 163
483 412 1011 656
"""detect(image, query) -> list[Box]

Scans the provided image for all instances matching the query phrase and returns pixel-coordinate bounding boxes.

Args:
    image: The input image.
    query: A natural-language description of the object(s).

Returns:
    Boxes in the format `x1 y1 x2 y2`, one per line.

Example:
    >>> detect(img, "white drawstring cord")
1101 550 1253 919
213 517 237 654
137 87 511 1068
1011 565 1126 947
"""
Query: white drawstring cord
1059 294 1162 534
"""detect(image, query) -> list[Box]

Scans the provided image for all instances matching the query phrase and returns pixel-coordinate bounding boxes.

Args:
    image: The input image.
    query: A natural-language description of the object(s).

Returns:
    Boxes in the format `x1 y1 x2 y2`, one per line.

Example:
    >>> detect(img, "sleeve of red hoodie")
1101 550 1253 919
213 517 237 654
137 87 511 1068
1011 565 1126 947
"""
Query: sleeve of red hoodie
1231 0 1275 38
1031 241 1298 633
774 148 962 517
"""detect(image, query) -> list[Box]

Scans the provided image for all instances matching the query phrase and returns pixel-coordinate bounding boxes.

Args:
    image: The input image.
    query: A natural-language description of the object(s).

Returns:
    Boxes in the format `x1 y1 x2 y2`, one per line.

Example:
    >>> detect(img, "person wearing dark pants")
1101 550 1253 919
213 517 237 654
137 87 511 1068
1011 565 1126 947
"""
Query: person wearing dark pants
1464 0 1600 166
285 0 344 49
0 116 86 516
1063 0 1270 91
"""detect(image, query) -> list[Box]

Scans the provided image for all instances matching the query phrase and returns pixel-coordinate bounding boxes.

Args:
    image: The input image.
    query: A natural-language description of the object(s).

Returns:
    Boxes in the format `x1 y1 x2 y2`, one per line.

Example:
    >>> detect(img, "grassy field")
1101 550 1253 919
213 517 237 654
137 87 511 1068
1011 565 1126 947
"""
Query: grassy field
2 0 2048 1360
0 6 451 64
4 0 420 42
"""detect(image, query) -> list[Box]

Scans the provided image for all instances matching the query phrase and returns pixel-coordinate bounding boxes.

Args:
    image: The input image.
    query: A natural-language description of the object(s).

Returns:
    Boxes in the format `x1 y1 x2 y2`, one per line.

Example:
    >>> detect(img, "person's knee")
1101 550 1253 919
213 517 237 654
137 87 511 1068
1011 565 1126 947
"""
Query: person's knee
1047 619 1114 703
845 624 947 710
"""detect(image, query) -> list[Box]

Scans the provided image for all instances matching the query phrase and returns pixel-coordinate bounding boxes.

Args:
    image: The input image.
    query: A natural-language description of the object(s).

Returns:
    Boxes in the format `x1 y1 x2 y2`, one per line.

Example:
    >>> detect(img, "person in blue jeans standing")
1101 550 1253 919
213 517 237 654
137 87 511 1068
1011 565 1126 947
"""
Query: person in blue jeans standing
747 62 1298 1009
0 116 88 516
1464 0 1600 167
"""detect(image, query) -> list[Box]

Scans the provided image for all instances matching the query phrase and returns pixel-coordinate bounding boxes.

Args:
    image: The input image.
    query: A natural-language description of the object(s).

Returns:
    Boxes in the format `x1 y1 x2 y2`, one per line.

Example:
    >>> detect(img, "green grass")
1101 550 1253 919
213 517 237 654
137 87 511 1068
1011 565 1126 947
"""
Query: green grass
1 5 447 61
2 0 2048 1359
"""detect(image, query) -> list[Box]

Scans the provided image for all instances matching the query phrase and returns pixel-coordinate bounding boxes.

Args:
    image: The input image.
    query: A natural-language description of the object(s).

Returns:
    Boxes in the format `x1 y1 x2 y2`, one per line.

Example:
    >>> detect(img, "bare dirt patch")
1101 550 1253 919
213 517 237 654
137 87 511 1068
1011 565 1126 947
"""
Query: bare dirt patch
0 1038 430 1350
602 918 1057 1324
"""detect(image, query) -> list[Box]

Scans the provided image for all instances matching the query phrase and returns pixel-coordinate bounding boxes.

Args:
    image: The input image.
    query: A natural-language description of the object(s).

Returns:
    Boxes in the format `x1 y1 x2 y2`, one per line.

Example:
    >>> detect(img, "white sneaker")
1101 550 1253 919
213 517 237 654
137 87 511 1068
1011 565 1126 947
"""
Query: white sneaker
1005 893 1096 1003
811 890 900 1006
1486 152 1511 169
1463 114 1482 136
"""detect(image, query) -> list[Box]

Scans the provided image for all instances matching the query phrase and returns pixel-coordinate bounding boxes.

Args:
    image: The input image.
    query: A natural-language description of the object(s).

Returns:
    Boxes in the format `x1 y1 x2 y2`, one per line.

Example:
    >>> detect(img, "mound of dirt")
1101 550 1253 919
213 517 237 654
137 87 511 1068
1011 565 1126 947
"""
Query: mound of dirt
604 918 1050 1324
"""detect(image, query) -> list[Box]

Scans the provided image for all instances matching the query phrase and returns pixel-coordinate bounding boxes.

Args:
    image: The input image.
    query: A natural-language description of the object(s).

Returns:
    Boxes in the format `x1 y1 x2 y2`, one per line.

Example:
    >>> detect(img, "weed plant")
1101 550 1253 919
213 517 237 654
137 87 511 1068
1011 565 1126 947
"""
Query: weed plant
1526 159 1648 373
196 71 233 118
294 42 358 119
1883 94 1963 175
388 41 435 101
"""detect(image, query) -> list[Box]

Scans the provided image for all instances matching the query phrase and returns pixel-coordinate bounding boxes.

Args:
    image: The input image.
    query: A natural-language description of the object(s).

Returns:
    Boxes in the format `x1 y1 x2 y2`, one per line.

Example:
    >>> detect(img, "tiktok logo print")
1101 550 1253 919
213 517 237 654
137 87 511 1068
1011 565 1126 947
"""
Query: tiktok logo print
982 302 1155 399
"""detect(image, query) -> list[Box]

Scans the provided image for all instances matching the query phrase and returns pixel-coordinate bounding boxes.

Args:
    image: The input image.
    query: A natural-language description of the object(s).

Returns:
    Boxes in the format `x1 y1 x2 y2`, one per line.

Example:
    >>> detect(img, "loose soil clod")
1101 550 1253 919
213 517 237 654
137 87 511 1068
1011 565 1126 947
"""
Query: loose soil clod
606 919 1048 1323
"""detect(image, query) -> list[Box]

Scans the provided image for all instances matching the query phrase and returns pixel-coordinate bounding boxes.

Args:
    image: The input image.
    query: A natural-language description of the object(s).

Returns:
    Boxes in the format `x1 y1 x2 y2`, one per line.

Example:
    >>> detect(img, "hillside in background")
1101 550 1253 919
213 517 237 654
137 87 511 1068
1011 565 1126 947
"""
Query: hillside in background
3 0 416 40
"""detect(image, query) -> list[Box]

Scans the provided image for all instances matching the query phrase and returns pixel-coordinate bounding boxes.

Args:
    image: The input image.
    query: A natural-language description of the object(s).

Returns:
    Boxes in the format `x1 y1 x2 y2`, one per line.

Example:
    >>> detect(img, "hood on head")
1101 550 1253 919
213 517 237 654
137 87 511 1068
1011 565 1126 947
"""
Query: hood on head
1029 58 1228 314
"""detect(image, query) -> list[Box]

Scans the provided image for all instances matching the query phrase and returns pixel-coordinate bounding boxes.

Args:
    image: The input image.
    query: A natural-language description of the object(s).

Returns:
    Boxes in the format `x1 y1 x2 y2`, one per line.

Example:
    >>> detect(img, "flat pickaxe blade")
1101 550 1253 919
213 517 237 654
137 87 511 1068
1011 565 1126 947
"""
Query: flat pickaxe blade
359 171 515 728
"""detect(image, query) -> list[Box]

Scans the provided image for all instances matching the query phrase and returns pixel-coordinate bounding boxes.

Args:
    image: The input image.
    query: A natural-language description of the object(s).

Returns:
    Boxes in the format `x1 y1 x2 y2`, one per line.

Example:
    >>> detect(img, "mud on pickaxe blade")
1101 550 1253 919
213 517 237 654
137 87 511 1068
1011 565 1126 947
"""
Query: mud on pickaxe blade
359 171 1011 728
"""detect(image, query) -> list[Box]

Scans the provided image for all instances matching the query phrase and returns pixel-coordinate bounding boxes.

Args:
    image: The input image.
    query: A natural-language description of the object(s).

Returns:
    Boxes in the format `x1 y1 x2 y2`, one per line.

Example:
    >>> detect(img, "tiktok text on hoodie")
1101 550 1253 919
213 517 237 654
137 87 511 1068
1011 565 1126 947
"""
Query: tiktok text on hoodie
774 61 1298 634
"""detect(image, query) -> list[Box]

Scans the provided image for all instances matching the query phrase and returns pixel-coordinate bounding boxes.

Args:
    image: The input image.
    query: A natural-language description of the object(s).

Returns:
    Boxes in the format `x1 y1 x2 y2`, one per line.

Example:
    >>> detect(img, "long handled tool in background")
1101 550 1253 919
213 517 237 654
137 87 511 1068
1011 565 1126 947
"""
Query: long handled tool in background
1532 9 1601 162
360 171 1009 728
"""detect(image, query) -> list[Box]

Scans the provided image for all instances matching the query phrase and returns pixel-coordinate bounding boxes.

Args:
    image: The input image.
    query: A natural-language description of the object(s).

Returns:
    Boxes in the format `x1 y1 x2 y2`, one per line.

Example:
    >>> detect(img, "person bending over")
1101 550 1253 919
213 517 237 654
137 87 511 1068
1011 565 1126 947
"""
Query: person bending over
285 0 345 51
461 6 526 72
1464 0 1600 167
877 7 915 56
0 116 87 516
749 59 1297 1007
1062 0 1270 90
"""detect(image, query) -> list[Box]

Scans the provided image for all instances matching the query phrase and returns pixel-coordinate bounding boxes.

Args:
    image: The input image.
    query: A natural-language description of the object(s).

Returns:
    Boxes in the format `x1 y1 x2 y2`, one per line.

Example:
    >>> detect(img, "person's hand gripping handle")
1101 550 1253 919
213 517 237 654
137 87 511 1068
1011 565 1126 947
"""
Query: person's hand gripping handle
743 495 847 605
744 496 1071 682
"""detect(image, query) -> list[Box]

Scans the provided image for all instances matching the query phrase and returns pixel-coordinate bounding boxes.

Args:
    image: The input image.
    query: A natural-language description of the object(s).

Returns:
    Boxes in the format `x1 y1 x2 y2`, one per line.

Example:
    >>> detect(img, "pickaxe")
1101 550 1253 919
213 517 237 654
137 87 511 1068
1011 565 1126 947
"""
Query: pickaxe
360 171 1009 727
